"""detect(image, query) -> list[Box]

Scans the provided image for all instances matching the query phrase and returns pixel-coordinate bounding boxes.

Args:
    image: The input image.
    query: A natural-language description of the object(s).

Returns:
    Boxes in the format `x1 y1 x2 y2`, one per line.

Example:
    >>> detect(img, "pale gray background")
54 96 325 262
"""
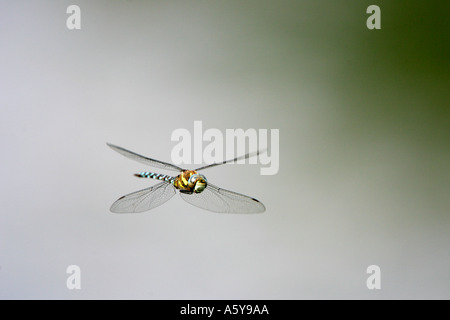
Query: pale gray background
0 1 448 299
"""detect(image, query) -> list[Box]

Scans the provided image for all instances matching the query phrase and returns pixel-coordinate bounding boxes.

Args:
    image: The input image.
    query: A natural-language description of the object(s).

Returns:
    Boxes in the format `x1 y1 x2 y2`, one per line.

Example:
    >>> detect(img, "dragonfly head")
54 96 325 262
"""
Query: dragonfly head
188 173 208 193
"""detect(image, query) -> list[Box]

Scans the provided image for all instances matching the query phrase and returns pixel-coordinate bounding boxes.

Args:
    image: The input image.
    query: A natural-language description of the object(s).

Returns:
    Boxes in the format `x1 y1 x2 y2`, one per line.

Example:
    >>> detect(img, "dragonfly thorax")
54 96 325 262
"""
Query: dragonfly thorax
174 170 208 194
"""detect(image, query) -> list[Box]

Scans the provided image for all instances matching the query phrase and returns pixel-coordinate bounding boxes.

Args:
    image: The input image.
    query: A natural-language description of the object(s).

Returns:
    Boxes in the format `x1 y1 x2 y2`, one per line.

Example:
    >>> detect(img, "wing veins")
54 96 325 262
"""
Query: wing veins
194 149 265 171
107 143 184 172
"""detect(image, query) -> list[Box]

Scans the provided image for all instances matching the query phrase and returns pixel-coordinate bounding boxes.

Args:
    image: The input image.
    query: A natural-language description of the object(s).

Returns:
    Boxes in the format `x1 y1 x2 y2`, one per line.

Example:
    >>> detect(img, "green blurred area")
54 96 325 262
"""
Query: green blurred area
227 0 450 219
336 1 449 135
235 0 449 133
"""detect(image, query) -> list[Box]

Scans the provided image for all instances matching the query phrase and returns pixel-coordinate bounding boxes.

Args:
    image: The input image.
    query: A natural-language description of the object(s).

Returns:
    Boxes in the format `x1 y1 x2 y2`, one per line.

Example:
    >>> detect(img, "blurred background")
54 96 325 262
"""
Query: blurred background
0 0 448 299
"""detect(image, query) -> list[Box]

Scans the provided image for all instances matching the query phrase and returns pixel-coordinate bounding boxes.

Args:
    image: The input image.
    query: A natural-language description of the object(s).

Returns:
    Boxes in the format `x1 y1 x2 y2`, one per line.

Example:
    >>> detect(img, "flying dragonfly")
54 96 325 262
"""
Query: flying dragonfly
107 143 265 213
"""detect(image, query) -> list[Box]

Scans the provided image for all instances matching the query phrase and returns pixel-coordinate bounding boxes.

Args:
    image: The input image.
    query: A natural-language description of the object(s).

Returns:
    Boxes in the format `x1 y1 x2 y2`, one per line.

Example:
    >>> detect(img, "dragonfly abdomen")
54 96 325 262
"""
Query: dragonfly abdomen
134 172 175 183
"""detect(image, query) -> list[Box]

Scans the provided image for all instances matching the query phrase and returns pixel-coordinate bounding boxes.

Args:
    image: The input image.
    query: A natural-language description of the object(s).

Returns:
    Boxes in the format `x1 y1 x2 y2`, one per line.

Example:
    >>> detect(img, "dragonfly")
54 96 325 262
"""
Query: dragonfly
107 143 265 213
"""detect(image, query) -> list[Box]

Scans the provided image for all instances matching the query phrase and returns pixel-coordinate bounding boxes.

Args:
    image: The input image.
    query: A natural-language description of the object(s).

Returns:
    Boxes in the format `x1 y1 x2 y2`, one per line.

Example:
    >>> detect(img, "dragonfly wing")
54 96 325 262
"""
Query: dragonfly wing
110 181 176 213
179 183 265 213
194 149 265 171
107 143 184 172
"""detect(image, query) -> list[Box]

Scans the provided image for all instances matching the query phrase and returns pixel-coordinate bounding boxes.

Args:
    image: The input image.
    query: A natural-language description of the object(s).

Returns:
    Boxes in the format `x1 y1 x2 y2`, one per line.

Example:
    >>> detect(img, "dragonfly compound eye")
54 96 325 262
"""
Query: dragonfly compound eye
192 174 207 193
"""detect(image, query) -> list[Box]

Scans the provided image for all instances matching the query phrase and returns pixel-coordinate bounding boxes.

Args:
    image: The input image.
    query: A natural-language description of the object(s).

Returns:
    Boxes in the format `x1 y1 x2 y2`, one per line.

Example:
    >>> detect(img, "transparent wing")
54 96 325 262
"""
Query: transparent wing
107 143 184 172
179 183 265 213
110 181 176 213
194 149 265 171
